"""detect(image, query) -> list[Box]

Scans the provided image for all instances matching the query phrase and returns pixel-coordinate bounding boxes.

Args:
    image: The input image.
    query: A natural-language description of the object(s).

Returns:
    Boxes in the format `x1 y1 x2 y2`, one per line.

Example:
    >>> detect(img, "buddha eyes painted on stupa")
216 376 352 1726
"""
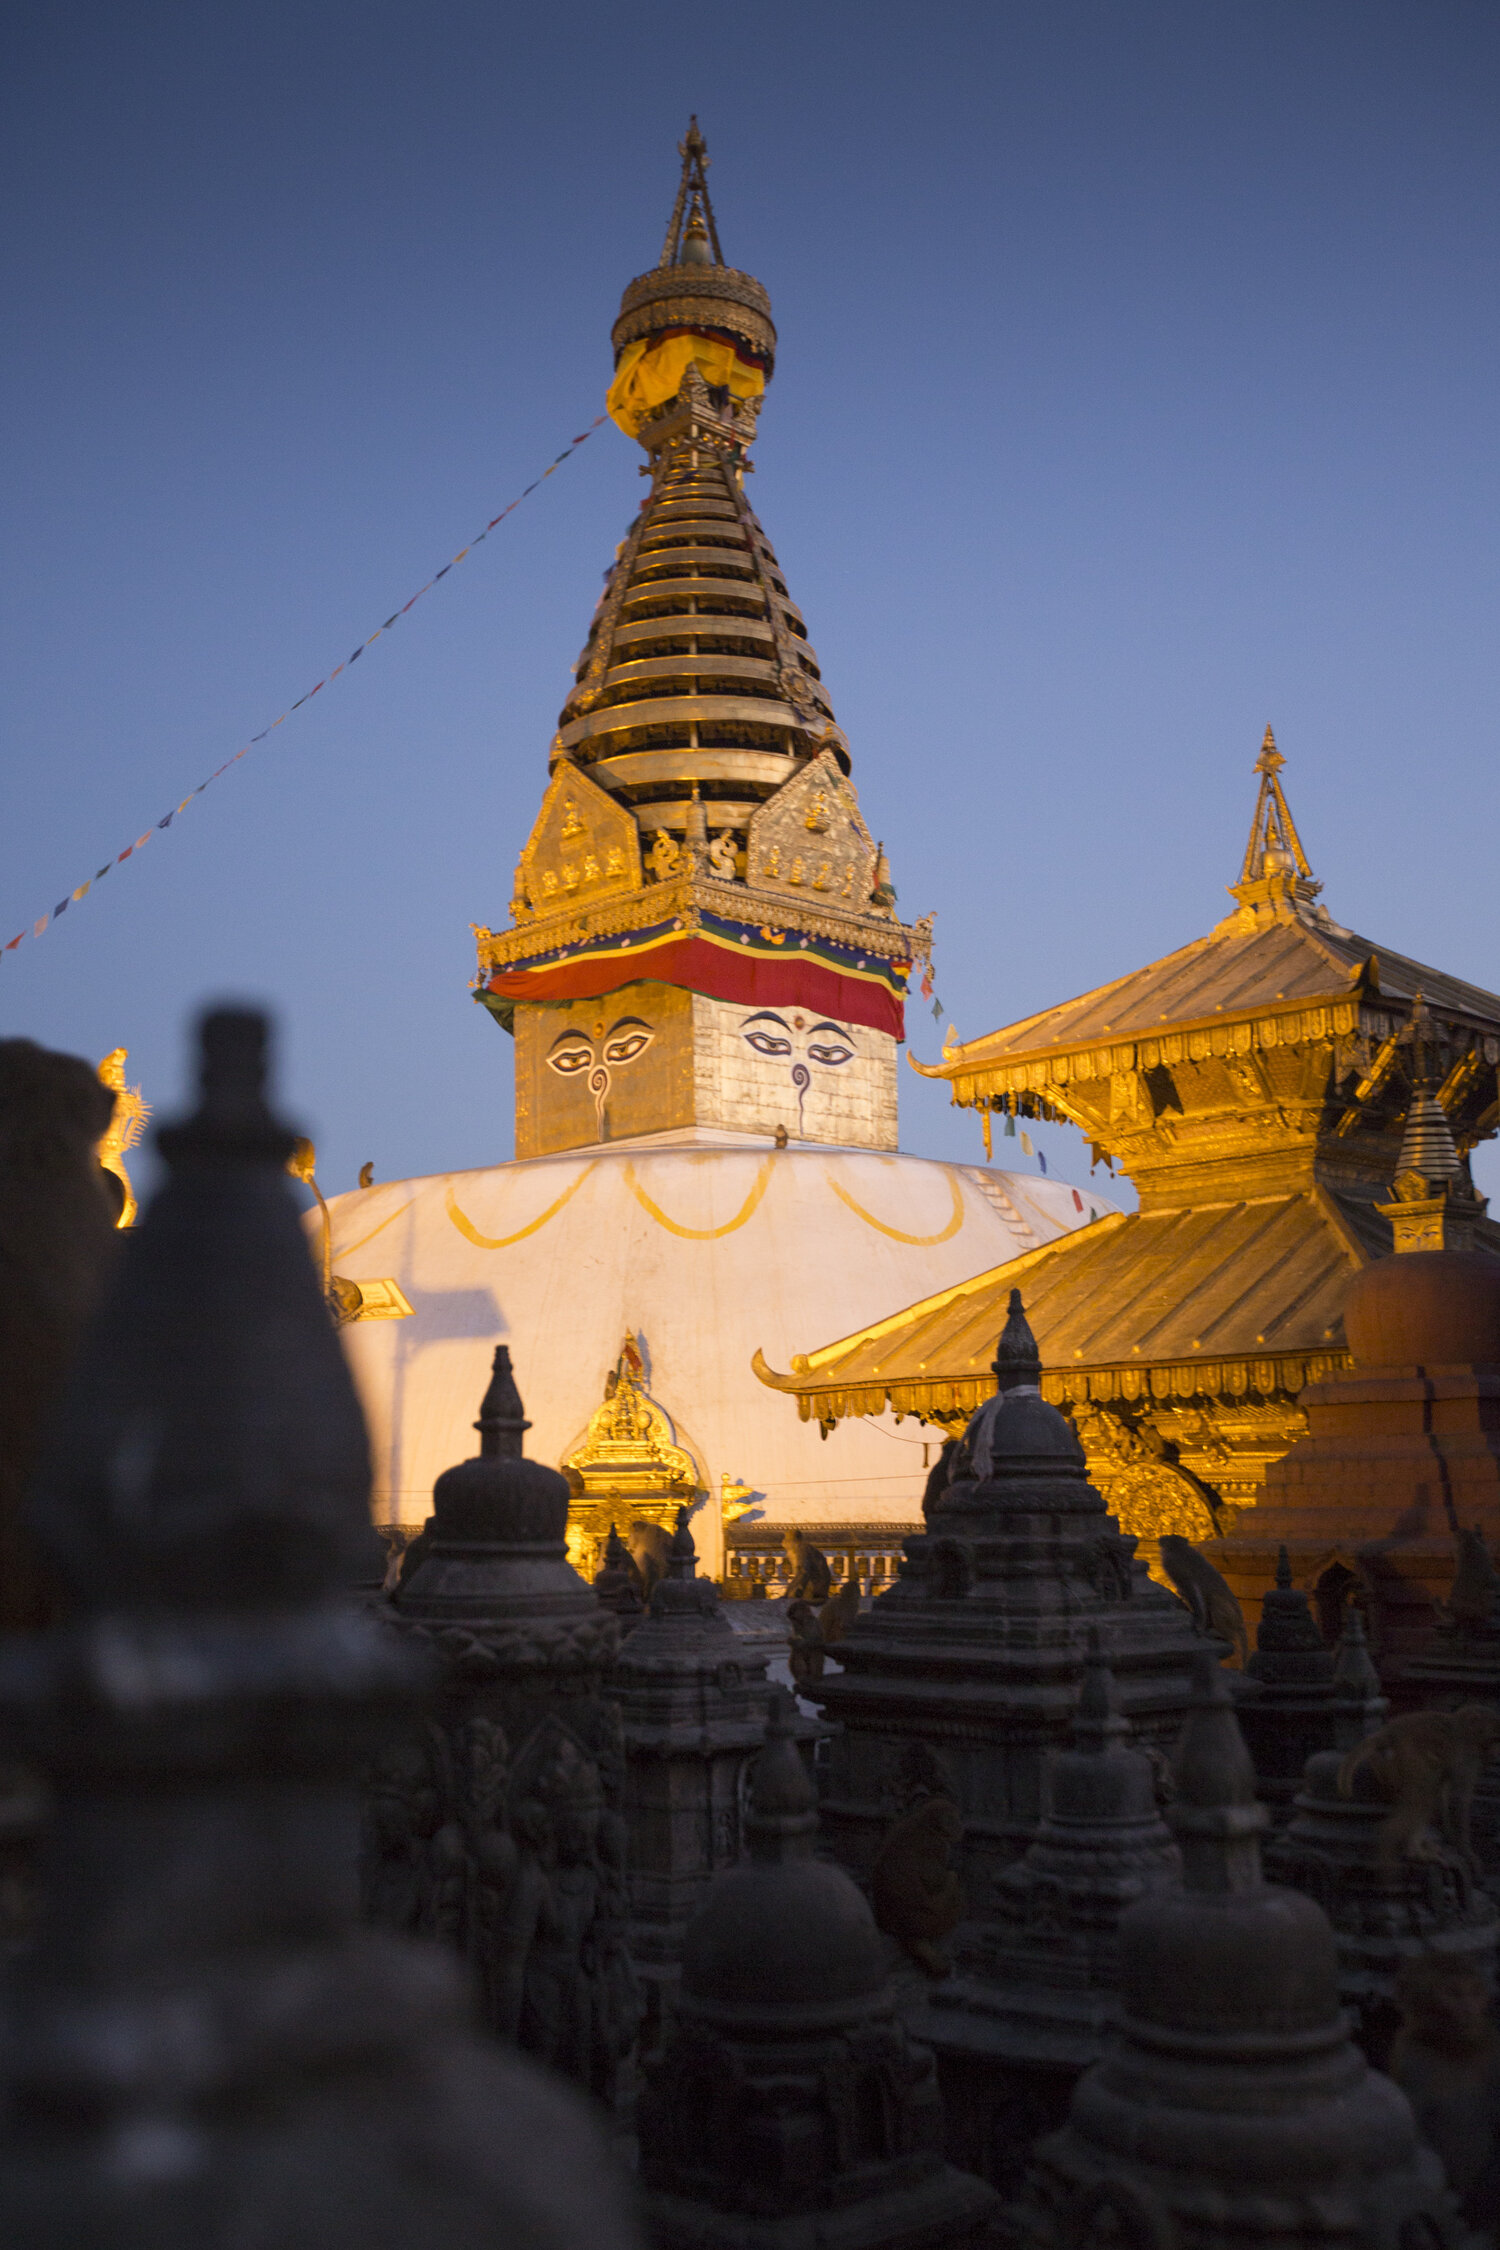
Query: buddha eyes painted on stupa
602 1020 653 1066
546 1018 655 1077
740 1011 856 1070
548 1035 595 1077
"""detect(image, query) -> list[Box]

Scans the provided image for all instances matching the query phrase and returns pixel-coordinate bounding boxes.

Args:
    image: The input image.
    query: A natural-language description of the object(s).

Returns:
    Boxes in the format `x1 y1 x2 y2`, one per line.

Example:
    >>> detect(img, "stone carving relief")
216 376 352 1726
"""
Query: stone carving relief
362 1705 642 2106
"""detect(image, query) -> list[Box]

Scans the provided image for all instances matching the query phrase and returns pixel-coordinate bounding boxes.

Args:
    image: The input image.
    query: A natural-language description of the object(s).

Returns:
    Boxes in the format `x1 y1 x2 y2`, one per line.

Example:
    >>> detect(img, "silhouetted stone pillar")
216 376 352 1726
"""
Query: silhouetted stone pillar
1265 1745 1497 2069
1012 1653 1468 2248
813 1292 1204 1913
1236 1546 1387 1820
639 1690 997 2249
0 1009 639 2250
913 1630 1182 2192
368 1344 643 2107
610 1507 779 2047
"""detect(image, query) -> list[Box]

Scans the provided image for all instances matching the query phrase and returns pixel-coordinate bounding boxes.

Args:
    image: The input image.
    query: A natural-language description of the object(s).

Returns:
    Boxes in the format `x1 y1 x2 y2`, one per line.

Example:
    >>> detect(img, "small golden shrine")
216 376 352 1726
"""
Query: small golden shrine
562 1336 703 1571
757 736 1500 1549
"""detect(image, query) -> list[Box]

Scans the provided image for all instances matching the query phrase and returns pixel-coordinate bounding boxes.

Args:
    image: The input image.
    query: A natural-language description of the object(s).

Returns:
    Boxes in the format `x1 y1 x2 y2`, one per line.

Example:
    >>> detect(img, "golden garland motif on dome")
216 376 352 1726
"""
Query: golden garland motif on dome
443 1163 597 1250
824 1168 965 1247
622 1155 774 1240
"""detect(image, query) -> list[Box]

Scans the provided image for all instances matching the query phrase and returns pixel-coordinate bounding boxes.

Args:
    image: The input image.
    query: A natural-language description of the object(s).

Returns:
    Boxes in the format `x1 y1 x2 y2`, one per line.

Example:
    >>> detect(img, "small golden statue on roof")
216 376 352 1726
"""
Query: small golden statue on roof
96 1049 149 1226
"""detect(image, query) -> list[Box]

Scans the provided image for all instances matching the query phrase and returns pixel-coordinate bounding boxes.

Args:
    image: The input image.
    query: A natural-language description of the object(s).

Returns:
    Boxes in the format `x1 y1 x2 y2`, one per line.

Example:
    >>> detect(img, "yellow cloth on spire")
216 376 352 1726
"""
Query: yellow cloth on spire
606 332 765 437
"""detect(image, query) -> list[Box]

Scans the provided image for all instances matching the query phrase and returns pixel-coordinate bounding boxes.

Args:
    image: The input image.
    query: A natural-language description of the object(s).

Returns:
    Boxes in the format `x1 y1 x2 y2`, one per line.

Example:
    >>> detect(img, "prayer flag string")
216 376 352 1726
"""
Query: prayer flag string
4 415 609 958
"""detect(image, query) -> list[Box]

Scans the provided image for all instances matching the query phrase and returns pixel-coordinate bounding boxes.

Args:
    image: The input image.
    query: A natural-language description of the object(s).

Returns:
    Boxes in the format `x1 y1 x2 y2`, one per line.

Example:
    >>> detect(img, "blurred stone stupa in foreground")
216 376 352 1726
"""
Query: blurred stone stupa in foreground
324 120 1102 1588
0 1009 639 2250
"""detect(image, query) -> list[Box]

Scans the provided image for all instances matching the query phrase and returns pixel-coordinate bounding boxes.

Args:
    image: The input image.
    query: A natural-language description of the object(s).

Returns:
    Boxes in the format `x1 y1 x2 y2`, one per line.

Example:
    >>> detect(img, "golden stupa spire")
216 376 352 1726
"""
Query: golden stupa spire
1228 727 1321 921
472 127 923 1162
658 115 724 268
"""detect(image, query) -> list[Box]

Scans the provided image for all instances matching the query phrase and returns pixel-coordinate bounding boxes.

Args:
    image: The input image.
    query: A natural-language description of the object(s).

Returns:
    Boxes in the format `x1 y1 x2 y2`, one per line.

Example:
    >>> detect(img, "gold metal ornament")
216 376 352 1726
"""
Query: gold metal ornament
96 1048 150 1227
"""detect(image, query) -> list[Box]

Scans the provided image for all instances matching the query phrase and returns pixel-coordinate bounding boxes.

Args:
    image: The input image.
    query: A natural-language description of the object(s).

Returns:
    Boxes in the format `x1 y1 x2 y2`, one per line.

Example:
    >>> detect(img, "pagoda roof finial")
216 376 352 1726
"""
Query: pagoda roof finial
659 115 724 268
1229 726 1321 919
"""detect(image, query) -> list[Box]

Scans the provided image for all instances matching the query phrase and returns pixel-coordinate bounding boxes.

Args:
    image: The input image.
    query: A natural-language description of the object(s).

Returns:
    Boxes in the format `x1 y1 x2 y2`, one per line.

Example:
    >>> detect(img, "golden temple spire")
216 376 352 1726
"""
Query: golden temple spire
658 116 724 268
1228 727 1321 921
472 128 920 1162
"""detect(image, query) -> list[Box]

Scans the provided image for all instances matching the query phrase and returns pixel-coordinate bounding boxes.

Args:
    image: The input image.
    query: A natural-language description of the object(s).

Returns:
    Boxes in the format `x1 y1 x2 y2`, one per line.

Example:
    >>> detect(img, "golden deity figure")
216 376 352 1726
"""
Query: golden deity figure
95 1049 150 1226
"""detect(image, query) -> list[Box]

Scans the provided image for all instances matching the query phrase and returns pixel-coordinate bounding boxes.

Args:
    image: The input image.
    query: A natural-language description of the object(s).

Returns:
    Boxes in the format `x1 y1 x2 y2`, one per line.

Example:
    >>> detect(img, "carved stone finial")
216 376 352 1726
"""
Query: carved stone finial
1331 1598 1383 1703
1072 1624 1132 1753
991 1287 1042 1393
474 1343 529 1458
666 1502 696 1578
746 1686 818 1864
1168 1650 1267 1894
157 1004 297 1167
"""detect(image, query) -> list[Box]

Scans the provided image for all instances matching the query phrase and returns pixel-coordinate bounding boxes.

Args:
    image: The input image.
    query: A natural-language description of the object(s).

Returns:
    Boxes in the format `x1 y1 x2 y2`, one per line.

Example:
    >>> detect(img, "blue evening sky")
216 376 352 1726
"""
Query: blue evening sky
3 2 1497 1206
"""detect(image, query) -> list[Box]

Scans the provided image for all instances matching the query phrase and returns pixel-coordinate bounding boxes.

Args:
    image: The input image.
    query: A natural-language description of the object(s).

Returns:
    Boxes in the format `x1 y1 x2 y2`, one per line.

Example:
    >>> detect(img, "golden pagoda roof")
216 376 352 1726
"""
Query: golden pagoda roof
911 735 1500 1192
917 732 1500 1101
754 1187 1394 1425
757 735 1500 1441
920 910 1500 1093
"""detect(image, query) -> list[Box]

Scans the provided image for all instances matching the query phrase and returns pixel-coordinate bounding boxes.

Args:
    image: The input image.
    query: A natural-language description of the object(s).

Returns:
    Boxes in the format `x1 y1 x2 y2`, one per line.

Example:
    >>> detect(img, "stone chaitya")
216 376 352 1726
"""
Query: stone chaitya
1012 1654 1469 2249
363 1344 643 2107
1235 1546 1387 1819
0 1010 638 2249
912 1630 1183 2192
609 1505 781 2045
1265 1738 1498 2070
812 1292 1205 1899
638 1690 997 2249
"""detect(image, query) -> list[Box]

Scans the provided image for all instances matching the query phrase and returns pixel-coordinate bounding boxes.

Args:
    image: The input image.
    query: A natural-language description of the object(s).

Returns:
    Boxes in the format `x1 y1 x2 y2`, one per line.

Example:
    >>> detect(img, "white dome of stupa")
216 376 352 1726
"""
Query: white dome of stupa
330 1134 1106 1579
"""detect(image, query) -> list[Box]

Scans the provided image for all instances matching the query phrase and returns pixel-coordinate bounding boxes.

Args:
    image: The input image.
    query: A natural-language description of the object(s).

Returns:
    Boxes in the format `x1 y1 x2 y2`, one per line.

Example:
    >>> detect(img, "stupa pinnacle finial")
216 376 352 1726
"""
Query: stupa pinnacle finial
475 1344 530 1459
991 1287 1042 1393
1229 726 1321 919
607 124 775 444
659 115 724 268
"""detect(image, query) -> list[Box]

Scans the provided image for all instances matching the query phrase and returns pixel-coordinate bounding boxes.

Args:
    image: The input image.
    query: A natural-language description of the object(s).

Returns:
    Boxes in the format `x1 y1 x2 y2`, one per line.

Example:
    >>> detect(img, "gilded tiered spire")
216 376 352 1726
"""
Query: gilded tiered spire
474 126 925 1161
1228 727 1322 922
